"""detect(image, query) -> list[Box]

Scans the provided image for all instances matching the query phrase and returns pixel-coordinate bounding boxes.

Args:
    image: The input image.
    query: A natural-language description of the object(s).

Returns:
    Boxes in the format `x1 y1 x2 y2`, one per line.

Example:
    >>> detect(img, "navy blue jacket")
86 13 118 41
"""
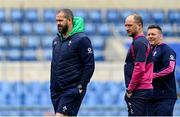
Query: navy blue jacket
50 32 95 92
152 43 177 99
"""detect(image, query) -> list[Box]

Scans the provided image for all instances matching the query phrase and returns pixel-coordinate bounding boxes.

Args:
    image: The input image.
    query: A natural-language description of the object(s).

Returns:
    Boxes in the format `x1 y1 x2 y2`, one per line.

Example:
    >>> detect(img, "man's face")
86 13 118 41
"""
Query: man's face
56 12 68 34
147 28 162 46
125 16 139 37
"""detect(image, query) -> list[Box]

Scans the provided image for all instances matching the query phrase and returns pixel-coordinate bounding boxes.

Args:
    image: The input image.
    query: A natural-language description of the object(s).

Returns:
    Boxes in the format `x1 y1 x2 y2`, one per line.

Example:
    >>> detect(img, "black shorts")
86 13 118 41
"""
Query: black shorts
51 87 86 116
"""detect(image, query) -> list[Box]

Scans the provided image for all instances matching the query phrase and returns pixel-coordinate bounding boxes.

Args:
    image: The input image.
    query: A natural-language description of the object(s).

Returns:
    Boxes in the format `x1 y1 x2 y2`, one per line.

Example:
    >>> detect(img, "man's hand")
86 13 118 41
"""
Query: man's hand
126 89 133 98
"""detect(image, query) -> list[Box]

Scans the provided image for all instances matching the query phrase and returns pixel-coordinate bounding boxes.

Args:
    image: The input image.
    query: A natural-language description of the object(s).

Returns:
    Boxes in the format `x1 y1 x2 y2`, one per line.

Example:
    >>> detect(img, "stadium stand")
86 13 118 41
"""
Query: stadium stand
0 0 180 116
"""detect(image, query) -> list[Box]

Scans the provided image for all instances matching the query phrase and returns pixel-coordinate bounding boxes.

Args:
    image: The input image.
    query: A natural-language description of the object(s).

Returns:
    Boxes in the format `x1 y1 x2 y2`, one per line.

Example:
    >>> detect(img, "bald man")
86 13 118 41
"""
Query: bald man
124 14 153 116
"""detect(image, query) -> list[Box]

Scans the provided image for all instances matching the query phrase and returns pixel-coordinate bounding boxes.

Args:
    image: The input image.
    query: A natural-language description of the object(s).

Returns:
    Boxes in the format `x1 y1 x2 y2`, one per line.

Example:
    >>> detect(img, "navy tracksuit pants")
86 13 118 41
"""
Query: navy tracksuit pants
125 89 153 116
148 98 176 116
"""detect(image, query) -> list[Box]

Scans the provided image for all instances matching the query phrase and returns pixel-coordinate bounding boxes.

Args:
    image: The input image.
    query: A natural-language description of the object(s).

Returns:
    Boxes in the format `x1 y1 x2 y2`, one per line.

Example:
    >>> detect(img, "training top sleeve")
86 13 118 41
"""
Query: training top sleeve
78 36 95 88
153 47 176 78
128 41 147 91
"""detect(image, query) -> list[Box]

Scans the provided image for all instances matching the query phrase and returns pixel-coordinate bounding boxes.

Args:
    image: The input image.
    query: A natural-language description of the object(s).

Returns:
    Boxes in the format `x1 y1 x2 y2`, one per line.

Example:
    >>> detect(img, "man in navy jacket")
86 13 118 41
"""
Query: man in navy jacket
124 14 154 116
50 9 95 116
147 24 177 116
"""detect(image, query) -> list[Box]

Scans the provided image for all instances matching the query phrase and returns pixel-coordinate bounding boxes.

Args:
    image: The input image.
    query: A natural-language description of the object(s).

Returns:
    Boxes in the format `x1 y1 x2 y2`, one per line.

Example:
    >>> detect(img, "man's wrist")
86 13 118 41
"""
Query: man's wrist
126 89 132 94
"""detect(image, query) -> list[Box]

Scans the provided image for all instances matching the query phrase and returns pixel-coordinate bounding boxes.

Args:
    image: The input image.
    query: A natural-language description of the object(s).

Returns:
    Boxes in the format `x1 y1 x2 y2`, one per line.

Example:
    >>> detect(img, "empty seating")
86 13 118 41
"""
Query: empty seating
0 36 7 49
19 23 33 35
97 23 112 36
88 9 102 23
32 23 47 35
1 23 15 36
24 9 39 22
135 10 151 23
106 9 119 23
85 23 97 36
8 36 22 49
41 36 54 49
90 36 105 50
43 9 56 22
23 49 37 61
23 36 40 49
73 9 87 21
168 10 180 23
0 9 6 22
10 9 23 22
151 10 165 24
43 48 52 60
6 49 21 61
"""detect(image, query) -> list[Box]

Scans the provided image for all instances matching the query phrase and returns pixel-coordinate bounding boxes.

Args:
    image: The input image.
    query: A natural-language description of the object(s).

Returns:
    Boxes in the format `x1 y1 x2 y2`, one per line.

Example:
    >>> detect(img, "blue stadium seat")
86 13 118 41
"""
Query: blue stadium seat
97 23 112 36
43 48 52 61
73 9 87 21
114 23 127 37
24 9 38 22
8 36 22 49
101 92 117 105
88 9 102 23
0 9 6 22
85 23 97 35
161 23 175 37
23 49 37 61
119 10 134 23
48 23 57 35
90 36 105 50
1 23 15 35
38 92 51 106
32 23 47 35
0 48 5 60
26 81 41 96
23 36 40 49
6 49 21 61
94 50 104 61
43 9 56 22
85 91 101 105
135 10 151 23
10 9 23 22
167 10 180 23
106 9 119 23
41 36 54 49
0 36 7 49
19 23 33 35
151 10 165 24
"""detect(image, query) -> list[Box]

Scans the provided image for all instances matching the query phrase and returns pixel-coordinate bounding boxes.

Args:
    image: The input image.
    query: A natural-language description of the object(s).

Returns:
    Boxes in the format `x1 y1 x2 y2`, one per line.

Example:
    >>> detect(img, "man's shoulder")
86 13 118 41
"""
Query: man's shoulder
73 32 88 39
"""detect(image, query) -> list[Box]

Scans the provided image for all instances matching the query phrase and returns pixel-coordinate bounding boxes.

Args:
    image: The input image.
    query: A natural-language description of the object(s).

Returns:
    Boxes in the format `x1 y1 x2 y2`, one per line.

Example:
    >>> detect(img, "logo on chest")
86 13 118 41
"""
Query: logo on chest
153 51 157 56
68 41 72 46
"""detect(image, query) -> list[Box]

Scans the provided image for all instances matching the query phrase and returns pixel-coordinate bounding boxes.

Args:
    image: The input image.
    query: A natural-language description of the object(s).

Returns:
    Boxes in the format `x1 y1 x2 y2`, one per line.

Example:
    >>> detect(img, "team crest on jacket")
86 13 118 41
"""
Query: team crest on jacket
153 51 157 56
68 41 72 46
88 47 92 53
170 55 175 60
53 41 57 46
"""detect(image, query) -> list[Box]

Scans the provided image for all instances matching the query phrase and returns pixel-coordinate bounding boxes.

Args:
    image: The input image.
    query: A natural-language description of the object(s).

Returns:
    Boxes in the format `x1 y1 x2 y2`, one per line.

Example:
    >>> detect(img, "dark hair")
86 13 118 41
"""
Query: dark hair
57 8 74 21
147 24 162 33
133 14 143 27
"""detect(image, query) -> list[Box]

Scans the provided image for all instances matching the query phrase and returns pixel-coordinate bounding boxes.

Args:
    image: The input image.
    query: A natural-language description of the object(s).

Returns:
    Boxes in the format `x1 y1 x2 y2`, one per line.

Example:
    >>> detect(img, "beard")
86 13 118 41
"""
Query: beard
57 23 68 34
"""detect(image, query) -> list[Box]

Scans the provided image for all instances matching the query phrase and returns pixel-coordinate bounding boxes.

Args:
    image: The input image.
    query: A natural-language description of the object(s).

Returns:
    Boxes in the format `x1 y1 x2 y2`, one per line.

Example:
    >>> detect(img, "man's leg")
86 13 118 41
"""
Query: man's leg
124 89 153 116
155 99 176 116
55 113 66 117
56 88 86 116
